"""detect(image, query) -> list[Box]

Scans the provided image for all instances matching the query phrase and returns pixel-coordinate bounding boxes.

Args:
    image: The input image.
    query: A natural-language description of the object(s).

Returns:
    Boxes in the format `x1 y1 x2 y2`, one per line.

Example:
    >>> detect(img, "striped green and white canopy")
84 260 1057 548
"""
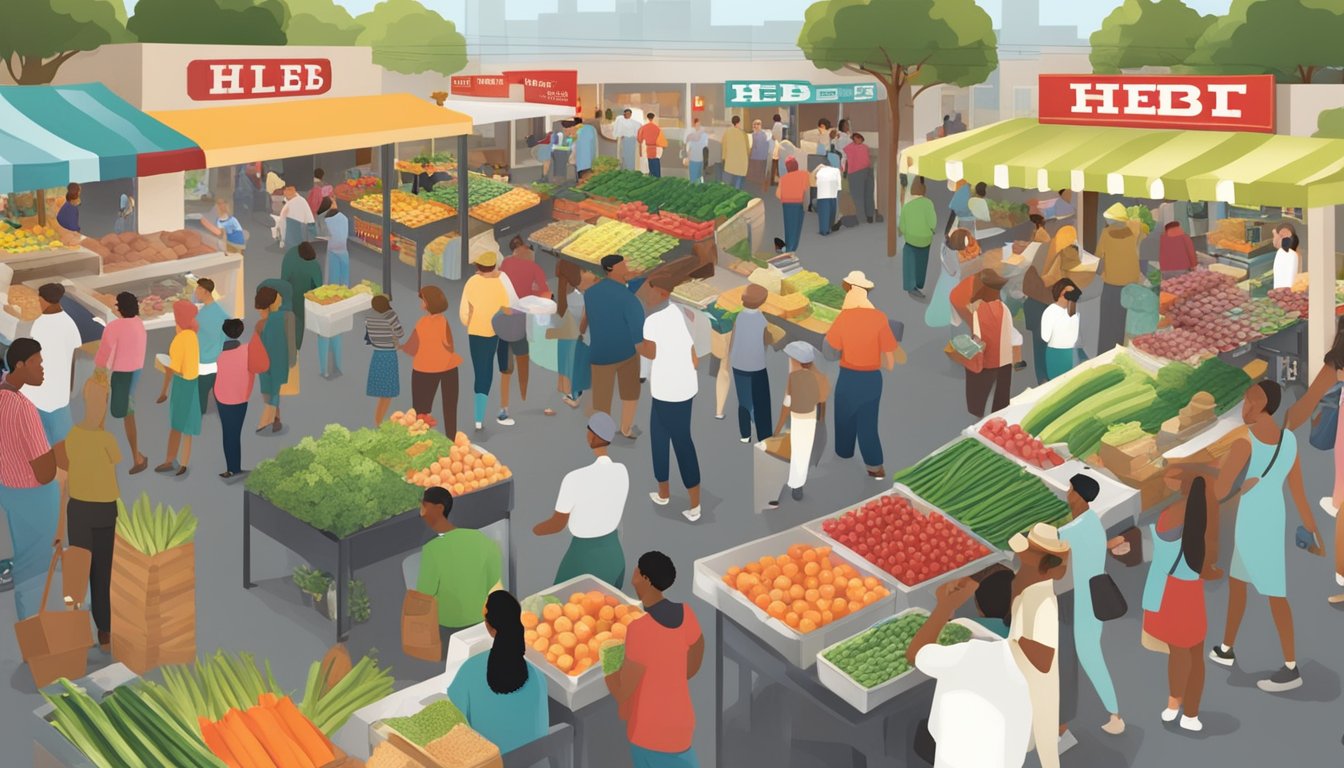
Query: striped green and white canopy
900 118 1344 210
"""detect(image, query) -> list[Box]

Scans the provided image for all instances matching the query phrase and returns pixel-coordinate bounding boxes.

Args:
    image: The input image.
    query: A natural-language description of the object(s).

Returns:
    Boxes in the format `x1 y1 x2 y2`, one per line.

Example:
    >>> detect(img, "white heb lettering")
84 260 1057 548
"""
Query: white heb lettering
729 82 811 104
208 63 326 96
1068 82 1246 119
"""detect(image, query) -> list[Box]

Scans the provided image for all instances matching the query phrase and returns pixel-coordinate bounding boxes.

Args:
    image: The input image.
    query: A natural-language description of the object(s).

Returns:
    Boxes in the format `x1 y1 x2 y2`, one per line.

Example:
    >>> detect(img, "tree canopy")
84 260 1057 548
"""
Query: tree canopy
285 0 363 46
355 0 466 76
1184 0 1344 83
128 0 288 45
1090 0 1214 73
1317 108 1344 139
1 0 130 84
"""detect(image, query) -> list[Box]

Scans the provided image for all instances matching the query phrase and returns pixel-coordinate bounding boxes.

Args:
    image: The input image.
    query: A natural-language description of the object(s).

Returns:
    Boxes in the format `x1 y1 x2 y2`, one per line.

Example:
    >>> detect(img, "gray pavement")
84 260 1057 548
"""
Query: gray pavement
2 175 1342 768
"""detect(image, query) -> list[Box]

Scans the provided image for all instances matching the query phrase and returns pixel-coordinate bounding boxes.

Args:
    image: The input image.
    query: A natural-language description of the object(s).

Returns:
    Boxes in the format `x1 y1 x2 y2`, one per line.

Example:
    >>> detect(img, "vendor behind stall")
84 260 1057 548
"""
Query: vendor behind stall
56 183 81 244
417 487 503 647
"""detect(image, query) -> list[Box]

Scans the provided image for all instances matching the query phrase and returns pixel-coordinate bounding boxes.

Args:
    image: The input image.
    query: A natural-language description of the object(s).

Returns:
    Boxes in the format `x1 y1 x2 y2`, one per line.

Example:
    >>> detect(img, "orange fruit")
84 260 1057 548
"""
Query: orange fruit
599 605 615 622
863 577 880 590
574 644 590 660
537 623 554 639
769 589 785 603
862 591 879 605
558 631 578 649
575 623 594 642
604 595 620 607
816 546 831 558
575 657 593 674
819 584 836 601
580 615 597 629
612 622 628 639
762 565 781 582
563 603 584 622
848 600 863 614
521 613 539 629
557 654 574 672
554 616 574 633
767 601 787 619
570 592 586 604
549 643 565 657
830 597 847 615
821 610 834 625
799 618 817 633
818 570 834 585
533 638 549 652
595 620 613 634
595 631 612 644
791 600 809 615
772 576 791 591
725 566 742 580
802 548 819 563
804 589 820 604
803 562 820 577
788 584 805 600
542 604 562 622
754 593 771 610
781 563 800 580
745 563 762 575
803 577 820 590
759 555 776 568
803 610 822 625
620 613 638 625
787 544 807 560
784 612 800 628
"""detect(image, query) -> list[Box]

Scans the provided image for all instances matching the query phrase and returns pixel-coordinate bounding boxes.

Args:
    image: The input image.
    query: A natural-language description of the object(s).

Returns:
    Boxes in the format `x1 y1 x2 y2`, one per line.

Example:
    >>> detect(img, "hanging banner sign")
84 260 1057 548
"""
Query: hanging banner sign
449 70 578 107
725 80 880 107
187 59 332 101
1038 74 1276 133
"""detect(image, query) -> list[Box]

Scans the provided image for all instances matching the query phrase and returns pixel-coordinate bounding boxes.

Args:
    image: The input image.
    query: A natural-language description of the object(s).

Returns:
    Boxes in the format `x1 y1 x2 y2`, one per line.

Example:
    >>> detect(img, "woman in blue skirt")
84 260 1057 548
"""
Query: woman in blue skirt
364 294 405 425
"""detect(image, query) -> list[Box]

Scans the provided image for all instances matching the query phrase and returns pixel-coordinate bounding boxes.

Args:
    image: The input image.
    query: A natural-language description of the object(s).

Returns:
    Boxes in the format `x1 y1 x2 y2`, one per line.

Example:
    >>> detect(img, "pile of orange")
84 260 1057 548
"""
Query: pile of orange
405 432 512 496
723 544 889 634
522 590 644 677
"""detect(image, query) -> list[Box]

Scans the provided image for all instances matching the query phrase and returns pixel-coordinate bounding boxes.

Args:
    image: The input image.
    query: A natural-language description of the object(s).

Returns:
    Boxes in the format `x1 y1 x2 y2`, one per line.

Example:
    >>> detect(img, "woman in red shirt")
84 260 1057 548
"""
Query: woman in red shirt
965 270 1022 418
606 551 705 767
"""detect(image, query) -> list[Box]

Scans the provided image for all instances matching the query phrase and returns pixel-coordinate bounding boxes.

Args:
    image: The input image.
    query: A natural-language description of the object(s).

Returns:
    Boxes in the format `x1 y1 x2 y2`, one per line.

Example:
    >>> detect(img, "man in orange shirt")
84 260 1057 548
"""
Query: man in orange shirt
606 551 705 768
825 271 905 479
775 157 810 252
637 113 664 178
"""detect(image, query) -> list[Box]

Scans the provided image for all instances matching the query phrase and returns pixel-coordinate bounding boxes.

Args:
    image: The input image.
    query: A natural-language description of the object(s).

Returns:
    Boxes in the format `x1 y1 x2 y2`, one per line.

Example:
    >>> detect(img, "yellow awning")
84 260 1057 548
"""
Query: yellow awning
150 94 472 168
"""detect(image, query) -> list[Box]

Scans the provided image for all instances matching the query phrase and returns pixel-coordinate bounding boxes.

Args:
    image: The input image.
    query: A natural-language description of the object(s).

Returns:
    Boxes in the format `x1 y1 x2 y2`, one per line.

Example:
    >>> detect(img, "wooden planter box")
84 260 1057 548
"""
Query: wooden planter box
109 537 196 674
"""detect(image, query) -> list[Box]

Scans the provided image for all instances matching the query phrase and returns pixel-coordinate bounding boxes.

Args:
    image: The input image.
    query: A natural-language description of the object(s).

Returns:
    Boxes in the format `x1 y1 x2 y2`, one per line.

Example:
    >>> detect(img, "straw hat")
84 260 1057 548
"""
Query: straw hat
1009 523 1071 555
1103 202 1130 222
475 251 499 267
842 270 874 290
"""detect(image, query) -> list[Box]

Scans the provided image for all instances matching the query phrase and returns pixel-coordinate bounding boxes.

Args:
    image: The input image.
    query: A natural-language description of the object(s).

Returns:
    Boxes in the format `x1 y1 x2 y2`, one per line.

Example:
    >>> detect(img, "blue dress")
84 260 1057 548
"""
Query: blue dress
573 124 598 172
925 244 958 328
1230 430 1295 598
447 652 548 755
1059 510 1119 714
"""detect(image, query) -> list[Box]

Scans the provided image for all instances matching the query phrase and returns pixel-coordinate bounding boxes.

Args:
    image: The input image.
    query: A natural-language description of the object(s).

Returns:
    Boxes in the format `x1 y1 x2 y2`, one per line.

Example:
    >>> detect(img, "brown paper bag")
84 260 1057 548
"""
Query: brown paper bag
15 549 92 688
110 537 196 673
280 361 300 396
401 590 441 661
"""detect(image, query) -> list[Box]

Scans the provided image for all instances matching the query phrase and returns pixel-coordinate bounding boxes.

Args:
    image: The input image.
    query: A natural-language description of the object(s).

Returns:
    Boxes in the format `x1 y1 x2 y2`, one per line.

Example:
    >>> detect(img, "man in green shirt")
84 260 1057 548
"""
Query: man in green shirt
899 177 938 299
417 487 502 644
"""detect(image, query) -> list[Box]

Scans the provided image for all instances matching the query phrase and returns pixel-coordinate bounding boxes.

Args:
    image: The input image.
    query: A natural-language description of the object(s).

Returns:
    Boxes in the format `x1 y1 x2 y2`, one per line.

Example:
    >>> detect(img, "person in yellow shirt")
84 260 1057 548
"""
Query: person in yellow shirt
55 372 121 649
156 301 200 476
1095 203 1143 354
461 252 515 431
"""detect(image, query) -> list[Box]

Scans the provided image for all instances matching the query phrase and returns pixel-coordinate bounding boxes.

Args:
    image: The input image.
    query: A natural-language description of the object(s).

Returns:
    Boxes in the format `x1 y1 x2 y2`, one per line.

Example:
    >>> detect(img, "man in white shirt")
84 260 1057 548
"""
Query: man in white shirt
1271 222 1300 290
909 575 1033 768
613 108 641 172
814 158 842 236
27 283 81 444
534 412 629 588
278 184 315 249
639 276 701 522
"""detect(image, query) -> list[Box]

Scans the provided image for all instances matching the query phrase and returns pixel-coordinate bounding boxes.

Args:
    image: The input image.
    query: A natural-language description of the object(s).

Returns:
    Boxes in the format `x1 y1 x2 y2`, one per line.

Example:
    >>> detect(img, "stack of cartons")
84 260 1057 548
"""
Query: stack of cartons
109 537 196 673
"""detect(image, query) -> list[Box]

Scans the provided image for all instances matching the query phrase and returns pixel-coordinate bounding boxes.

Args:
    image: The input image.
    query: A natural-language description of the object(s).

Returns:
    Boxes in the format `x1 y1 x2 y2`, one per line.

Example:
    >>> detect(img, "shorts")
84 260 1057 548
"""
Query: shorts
39 406 72 444
497 336 529 373
591 355 641 410
110 370 140 418
226 242 245 254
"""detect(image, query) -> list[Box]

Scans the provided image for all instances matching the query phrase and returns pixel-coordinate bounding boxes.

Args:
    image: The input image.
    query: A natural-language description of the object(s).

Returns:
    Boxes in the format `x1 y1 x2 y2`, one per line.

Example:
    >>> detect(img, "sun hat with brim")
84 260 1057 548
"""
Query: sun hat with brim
1103 202 1130 222
784 341 816 364
1009 522 1071 555
842 270 875 290
475 251 499 267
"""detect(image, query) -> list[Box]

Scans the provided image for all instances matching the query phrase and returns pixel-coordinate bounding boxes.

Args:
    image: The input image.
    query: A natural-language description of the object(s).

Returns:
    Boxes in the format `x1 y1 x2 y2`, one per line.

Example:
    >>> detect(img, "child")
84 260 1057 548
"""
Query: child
214 318 269 479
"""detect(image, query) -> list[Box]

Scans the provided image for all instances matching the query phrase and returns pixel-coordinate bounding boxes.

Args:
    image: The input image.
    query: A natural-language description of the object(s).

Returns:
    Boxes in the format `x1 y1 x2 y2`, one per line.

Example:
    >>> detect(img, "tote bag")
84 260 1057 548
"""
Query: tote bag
1309 383 1343 451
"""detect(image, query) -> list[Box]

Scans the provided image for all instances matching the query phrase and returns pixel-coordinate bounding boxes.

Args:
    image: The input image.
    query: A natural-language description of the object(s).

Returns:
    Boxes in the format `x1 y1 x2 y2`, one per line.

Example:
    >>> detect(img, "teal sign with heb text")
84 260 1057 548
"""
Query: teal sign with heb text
725 80 881 107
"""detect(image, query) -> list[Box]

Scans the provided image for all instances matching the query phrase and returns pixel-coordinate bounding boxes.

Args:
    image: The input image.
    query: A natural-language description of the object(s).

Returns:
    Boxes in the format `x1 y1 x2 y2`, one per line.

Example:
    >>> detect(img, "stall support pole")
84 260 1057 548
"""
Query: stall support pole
458 134 470 278
1073 186 1087 249
380 143 394 297
1307 206 1336 379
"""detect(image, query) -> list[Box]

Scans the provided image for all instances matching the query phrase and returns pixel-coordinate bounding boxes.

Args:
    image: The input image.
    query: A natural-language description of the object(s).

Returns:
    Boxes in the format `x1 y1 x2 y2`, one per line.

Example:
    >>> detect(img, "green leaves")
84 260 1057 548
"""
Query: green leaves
116 492 196 556
1 0 130 84
1090 0 1216 74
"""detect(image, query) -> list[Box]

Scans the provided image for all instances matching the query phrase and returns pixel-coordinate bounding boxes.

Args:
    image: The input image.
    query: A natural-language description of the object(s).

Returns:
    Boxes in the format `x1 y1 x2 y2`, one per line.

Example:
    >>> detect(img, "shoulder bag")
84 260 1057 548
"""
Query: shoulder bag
1309 382 1343 451
1090 571 1128 622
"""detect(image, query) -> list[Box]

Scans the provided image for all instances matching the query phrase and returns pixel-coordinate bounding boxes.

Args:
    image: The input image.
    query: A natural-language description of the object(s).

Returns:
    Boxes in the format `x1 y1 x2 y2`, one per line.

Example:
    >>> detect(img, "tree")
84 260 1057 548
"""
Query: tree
128 0 287 45
1317 108 1344 139
1184 0 1344 83
1 0 130 85
355 0 467 76
799 0 997 258
1090 0 1214 73
286 0 363 45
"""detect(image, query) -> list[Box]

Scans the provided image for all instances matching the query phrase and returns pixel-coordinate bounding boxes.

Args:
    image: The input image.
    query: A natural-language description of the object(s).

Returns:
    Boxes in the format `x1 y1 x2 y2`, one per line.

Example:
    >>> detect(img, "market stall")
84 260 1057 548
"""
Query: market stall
242 416 515 641
63 250 245 330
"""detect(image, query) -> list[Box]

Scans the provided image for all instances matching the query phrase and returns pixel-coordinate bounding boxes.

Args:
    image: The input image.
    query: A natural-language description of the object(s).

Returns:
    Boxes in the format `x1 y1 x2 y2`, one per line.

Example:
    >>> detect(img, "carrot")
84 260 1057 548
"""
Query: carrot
247 706 316 768
222 709 279 768
256 692 279 709
272 696 335 765
198 717 243 768
213 712 263 768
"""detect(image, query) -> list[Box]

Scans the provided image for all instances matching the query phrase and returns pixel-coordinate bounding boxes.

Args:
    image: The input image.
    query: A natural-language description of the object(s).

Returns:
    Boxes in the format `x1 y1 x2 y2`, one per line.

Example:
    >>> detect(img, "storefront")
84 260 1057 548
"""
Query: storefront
902 73 1344 378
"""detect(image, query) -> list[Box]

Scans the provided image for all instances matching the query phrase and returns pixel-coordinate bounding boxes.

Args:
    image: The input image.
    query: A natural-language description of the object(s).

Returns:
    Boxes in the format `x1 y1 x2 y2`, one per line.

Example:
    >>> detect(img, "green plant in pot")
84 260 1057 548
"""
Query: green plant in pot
293 565 332 605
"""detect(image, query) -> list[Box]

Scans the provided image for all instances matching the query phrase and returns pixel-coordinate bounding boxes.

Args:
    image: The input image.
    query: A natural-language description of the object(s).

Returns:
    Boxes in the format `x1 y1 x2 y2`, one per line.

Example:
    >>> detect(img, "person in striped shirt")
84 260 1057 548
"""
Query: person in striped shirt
364 294 405 425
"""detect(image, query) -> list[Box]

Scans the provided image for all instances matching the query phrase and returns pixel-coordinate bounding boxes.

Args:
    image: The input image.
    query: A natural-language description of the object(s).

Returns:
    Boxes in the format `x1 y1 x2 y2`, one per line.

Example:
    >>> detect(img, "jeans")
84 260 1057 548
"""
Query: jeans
849 166 875 220
902 243 930 291
816 198 837 235
688 160 703 184
651 398 700 489
834 368 884 469
468 335 497 396
647 157 661 177
197 374 216 415
0 482 60 620
317 335 343 376
722 171 744 189
218 401 248 473
66 499 116 634
733 368 772 441
782 202 804 252
327 250 350 287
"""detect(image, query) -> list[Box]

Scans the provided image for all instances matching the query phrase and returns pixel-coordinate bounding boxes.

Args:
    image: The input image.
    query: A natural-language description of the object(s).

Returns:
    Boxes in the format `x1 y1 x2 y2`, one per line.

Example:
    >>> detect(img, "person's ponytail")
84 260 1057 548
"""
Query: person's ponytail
485 591 529 695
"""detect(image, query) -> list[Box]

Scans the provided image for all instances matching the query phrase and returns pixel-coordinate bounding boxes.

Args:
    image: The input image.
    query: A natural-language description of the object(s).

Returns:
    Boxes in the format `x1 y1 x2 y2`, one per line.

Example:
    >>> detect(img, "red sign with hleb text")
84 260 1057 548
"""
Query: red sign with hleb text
450 75 510 99
1038 74 1276 133
187 59 332 101
449 70 578 108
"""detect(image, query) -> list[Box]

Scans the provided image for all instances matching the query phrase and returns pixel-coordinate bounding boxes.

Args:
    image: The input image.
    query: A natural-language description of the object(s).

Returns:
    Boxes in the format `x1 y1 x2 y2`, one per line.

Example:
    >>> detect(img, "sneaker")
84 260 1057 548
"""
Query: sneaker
910 288 926 299
1321 497 1339 518
1328 592 1344 605
791 487 804 501
0 558 12 592
1102 715 1126 735
1180 716 1203 732
496 412 516 426
1058 730 1078 754
682 506 702 522
1209 645 1236 667
1257 665 1302 693
739 437 751 444
474 422 484 432
649 492 670 507
1161 707 1180 723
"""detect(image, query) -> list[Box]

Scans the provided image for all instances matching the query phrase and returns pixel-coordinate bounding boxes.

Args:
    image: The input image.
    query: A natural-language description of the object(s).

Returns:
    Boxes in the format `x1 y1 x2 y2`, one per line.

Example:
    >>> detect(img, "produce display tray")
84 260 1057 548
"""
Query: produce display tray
802 486 1005 611
32 664 141 768
692 526 898 669
523 574 639 712
815 609 1000 714
306 292 373 337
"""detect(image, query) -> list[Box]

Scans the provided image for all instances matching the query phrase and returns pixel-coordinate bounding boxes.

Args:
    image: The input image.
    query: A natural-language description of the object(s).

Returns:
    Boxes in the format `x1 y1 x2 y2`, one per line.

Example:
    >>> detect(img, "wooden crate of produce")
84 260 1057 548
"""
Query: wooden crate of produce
109 538 196 673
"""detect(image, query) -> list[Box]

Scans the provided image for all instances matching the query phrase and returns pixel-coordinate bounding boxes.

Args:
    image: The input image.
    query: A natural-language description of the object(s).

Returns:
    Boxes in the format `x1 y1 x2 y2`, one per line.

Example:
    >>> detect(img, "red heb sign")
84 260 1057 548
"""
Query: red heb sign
1038 74 1275 133
187 59 332 101
450 70 578 108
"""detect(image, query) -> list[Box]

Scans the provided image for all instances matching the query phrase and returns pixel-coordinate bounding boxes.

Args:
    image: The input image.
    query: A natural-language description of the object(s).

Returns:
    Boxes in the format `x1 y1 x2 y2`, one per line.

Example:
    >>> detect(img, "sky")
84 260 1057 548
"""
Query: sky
119 0 1237 35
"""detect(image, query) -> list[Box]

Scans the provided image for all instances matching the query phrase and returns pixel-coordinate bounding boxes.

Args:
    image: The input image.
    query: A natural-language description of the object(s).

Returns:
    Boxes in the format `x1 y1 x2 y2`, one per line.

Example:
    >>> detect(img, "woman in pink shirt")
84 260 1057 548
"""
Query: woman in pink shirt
214 318 269 479
92 291 148 474
841 133 875 224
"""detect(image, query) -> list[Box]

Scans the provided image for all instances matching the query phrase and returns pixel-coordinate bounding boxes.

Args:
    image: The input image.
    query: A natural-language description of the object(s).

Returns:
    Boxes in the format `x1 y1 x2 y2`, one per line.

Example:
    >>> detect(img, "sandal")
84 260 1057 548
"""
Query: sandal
129 457 149 475
544 408 557 416
154 462 176 474
175 466 189 477
219 471 235 480
562 396 580 409
271 420 282 433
